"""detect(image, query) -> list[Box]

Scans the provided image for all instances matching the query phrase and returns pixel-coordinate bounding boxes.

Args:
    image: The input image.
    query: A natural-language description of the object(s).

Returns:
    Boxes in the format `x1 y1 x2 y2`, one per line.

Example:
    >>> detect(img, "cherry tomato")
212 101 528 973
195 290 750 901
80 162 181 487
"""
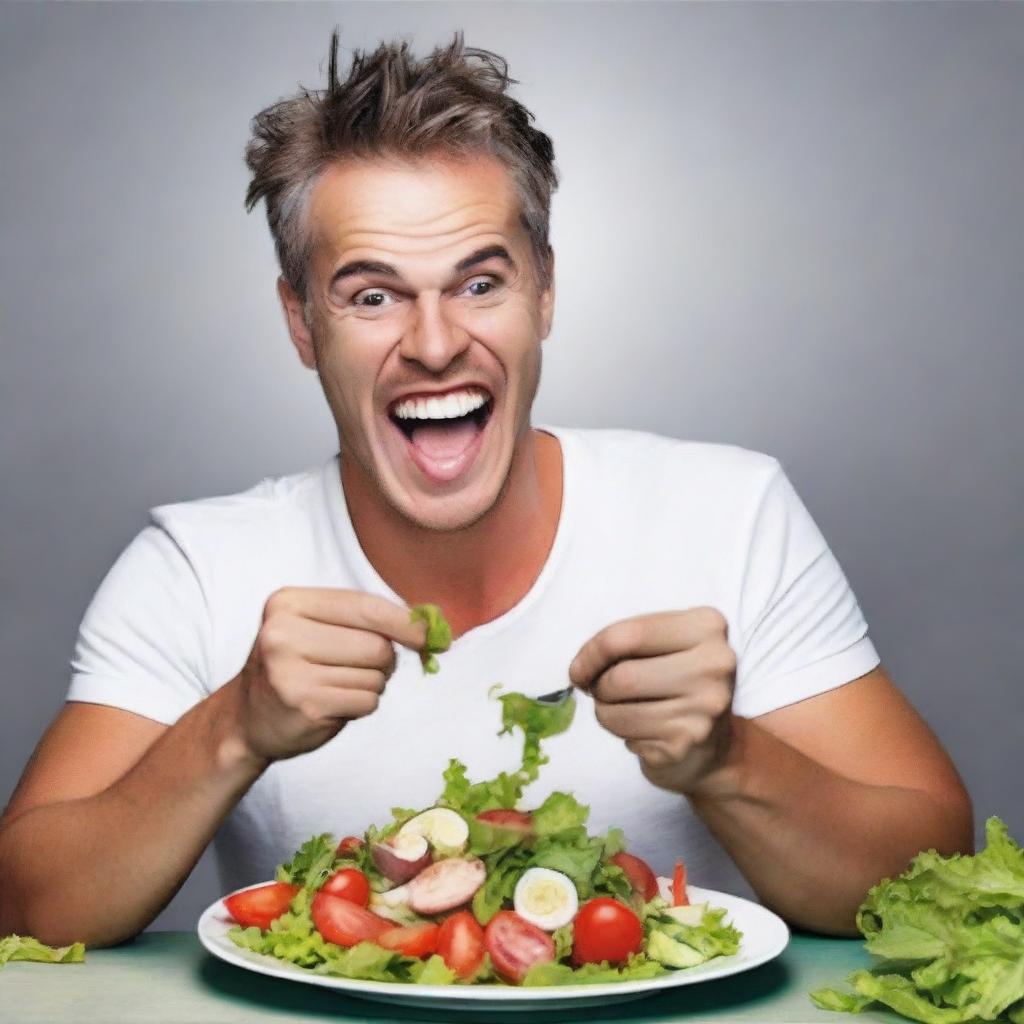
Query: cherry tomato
475 809 533 832
377 922 440 958
311 891 391 947
321 867 370 906
223 881 299 931
484 910 556 983
610 852 659 902
437 911 486 980
673 859 690 906
336 835 365 855
572 898 643 966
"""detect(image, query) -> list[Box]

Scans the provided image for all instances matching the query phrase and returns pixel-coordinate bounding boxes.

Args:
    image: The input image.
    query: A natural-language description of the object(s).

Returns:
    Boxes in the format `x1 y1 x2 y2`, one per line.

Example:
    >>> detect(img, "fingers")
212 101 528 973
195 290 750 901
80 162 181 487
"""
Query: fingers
279 618 398 673
263 587 429 652
569 607 728 690
590 645 736 705
594 696 717 744
293 686 382 724
309 665 389 694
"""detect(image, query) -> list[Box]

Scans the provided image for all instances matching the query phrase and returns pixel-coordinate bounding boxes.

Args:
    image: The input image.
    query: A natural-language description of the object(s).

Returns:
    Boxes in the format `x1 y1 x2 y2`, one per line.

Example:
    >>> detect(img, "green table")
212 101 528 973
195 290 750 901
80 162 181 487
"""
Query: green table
1 932 898 1023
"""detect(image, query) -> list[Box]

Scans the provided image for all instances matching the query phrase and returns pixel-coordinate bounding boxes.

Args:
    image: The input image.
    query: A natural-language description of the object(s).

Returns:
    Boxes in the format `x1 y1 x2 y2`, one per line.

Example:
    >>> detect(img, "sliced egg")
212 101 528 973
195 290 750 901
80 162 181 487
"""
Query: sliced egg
513 868 578 931
397 807 469 856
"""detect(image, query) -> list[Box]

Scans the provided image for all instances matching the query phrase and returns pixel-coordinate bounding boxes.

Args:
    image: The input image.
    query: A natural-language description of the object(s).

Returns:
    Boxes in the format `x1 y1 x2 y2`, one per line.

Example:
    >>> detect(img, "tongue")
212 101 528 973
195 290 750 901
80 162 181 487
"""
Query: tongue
409 418 480 461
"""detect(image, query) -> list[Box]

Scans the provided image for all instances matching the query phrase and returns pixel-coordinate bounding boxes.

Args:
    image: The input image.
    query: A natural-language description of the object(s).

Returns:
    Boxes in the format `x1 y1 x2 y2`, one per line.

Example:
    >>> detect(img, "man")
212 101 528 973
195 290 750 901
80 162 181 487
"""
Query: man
0 32 971 947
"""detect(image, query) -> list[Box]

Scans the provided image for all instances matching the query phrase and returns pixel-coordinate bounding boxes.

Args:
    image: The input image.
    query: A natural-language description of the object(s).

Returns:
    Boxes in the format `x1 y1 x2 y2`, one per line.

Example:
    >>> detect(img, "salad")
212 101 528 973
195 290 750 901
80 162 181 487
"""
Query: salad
223 614 741 987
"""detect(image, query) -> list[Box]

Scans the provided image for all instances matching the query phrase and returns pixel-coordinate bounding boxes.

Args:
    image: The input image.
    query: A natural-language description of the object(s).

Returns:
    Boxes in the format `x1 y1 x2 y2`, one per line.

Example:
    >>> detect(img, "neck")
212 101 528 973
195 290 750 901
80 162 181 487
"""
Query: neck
338 429 563 638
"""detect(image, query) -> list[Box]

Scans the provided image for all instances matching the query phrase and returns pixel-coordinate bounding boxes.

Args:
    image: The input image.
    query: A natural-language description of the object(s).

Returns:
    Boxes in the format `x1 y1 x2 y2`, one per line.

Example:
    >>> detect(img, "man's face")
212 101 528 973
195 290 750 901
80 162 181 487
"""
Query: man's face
283 154 554 533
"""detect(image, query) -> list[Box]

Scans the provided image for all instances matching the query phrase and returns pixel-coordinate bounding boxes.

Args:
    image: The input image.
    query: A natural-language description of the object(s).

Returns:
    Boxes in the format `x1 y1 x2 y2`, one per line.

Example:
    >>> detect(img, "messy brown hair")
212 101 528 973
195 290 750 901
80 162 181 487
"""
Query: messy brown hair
244 30 559 307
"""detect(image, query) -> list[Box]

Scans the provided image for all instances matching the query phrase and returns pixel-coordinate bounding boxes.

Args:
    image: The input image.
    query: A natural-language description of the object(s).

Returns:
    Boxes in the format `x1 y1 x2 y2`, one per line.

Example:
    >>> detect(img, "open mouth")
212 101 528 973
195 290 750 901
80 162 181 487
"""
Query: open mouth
387 389 494 483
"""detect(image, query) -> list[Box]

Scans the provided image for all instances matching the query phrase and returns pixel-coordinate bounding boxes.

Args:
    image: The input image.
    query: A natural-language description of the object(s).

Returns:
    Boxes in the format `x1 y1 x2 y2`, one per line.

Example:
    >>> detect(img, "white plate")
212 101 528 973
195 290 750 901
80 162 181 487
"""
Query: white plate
198 882 789 1012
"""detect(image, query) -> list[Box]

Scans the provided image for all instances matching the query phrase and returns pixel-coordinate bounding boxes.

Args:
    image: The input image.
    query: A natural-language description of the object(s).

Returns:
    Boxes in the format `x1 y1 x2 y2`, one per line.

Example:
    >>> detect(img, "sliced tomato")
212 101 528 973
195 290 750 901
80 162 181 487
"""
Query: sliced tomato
223 881 299 931
572 898 643 966
475 809 533 832
609 852 659 902
321 867 370 906
672 859 690 906
437 911 486 980
311 891 392 947
336 835 364 855
377 922 440 958
484 910 556 984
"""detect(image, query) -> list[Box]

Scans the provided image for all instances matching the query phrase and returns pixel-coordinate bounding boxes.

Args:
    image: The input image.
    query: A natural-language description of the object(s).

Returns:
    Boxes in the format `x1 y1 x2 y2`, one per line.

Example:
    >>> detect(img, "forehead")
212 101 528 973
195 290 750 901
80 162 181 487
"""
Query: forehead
306 153 525 269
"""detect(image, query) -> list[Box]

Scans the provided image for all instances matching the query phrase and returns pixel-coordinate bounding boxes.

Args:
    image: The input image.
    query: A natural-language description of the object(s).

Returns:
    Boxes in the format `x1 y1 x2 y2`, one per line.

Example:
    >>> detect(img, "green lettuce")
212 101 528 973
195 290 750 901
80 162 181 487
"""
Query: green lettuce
811 817 1024 1024
438 689 577 818
276 833 338 890
410 604 452 674
522 953 666 987
472 847 532 925
409 954 457 985
0 935 85 966
496 689 576 786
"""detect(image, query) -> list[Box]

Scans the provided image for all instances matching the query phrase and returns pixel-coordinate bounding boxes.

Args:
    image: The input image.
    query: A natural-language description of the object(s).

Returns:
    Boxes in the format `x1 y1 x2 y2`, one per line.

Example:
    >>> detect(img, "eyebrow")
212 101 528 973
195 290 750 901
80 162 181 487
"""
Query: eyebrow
329 244 517 289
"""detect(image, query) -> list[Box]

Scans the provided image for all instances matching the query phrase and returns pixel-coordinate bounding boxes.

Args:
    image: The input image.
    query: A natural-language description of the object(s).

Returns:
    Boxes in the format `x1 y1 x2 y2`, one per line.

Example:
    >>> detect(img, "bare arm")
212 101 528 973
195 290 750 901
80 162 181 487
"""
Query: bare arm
0 588 427 948
570 610 973 936
690 668 973 935
0 690 265 947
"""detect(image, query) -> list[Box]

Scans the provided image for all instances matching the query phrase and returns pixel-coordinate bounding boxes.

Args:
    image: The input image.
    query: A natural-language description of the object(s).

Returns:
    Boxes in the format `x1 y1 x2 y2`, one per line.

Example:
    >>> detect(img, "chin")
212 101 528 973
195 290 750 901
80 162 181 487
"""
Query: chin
395 487 500 534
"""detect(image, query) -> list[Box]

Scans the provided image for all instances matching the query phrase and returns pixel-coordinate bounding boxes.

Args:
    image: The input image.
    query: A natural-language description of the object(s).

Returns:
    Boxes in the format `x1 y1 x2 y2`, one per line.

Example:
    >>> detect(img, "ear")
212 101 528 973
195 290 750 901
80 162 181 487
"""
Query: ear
539 246 556 340
277 276 317 369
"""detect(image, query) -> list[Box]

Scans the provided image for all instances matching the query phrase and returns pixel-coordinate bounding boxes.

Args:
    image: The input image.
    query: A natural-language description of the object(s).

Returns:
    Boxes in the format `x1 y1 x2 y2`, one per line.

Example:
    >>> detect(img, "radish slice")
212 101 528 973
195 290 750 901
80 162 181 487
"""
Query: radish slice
371 833 432 884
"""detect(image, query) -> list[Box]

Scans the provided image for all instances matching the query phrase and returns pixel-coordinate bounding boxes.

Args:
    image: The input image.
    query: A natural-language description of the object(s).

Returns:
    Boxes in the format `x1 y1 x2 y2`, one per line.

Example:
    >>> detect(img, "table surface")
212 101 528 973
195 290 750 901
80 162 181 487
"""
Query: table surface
0 931 907 1024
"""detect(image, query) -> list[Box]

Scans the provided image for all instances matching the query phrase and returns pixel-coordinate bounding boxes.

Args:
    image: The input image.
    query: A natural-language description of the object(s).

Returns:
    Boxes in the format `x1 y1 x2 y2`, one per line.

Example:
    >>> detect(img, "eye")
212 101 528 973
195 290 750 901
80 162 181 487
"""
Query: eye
353 288 394 308
462 276 501 298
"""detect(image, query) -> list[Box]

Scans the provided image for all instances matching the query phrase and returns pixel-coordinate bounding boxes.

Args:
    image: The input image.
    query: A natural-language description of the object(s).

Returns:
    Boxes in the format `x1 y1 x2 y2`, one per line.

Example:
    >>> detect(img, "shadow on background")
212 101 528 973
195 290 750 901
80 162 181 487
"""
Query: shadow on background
196 953 792 1023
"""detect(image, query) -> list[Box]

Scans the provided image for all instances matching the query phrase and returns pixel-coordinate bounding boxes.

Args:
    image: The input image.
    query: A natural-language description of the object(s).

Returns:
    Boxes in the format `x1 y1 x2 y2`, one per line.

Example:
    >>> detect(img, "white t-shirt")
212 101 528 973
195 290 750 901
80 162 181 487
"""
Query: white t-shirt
68 427 879 900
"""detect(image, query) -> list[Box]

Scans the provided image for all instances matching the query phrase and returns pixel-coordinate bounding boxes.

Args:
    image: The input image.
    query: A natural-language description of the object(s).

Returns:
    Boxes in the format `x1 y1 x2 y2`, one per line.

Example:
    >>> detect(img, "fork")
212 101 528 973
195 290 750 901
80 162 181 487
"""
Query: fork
533 685 574 705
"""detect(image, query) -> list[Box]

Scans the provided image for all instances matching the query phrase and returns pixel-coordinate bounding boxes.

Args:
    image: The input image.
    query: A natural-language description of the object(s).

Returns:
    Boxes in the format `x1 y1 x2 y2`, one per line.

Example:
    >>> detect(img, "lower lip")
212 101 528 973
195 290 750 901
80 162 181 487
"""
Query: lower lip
388 406 493 486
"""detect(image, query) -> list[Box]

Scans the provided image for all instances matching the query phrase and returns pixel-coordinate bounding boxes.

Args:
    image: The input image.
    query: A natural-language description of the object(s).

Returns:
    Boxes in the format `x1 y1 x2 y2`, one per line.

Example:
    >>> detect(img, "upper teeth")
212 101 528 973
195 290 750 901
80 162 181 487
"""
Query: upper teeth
392 389 489 421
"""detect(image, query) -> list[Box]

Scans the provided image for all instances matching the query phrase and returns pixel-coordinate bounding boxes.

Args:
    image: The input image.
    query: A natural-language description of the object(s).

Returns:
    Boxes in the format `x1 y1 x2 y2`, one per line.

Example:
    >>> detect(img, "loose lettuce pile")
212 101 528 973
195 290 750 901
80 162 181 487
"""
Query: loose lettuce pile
811 817 1024 1023
227 665 742 986
0 934 85 967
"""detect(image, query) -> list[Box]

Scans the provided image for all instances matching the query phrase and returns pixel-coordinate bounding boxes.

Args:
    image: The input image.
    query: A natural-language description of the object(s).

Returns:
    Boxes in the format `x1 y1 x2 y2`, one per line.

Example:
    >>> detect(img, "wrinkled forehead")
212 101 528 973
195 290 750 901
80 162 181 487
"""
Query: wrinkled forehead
306 153 528 274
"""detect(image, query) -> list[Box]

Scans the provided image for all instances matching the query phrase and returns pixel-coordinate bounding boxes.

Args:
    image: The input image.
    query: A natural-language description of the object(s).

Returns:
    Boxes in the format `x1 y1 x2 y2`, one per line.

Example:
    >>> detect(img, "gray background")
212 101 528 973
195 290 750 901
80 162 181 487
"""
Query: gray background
1 2 1021 932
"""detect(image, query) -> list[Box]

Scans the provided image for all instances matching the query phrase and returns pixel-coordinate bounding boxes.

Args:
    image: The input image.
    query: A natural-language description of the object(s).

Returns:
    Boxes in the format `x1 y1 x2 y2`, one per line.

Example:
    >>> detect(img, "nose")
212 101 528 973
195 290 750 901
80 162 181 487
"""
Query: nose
398 293 471 373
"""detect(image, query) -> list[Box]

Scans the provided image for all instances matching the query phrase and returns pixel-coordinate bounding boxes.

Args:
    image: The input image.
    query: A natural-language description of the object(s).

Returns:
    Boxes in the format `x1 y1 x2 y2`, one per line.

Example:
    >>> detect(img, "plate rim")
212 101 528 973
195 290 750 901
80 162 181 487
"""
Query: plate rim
198 881 789 1004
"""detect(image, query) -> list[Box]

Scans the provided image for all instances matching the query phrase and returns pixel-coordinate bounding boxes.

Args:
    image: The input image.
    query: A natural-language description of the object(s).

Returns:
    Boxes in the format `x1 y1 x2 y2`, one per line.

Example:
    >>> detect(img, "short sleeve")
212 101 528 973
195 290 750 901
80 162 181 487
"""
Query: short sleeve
67 524 213 725
731 465 880 718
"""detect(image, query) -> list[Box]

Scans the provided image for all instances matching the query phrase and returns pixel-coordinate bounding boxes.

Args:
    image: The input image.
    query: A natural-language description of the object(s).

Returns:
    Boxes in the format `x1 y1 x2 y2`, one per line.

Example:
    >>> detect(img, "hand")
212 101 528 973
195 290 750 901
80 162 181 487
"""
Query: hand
568 607 737 797
229 588 427 764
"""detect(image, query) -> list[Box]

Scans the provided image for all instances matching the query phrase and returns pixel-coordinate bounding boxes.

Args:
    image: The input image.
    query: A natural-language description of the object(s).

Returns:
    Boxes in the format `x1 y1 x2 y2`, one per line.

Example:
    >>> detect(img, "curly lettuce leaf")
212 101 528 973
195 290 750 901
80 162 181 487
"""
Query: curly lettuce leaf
439 758 522 820
409 954 457 985
0 935 85 966
276 833 339 890
552 923 574 961
811 817 1024 1023
316 942 421 982
522 953 666 987
472 847 532 925
531 791 589 838
410 604 451 674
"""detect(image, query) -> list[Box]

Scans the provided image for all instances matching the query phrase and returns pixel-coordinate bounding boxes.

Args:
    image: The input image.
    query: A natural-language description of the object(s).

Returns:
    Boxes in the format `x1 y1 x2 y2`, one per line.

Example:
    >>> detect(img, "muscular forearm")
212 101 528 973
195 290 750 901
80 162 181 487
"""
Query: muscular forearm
689 716 973 936
0 681 267 947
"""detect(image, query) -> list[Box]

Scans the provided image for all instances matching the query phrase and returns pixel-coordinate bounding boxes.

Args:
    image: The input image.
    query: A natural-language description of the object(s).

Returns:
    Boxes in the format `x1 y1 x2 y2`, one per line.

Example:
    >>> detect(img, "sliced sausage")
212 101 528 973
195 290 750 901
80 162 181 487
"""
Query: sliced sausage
406 856 486 915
